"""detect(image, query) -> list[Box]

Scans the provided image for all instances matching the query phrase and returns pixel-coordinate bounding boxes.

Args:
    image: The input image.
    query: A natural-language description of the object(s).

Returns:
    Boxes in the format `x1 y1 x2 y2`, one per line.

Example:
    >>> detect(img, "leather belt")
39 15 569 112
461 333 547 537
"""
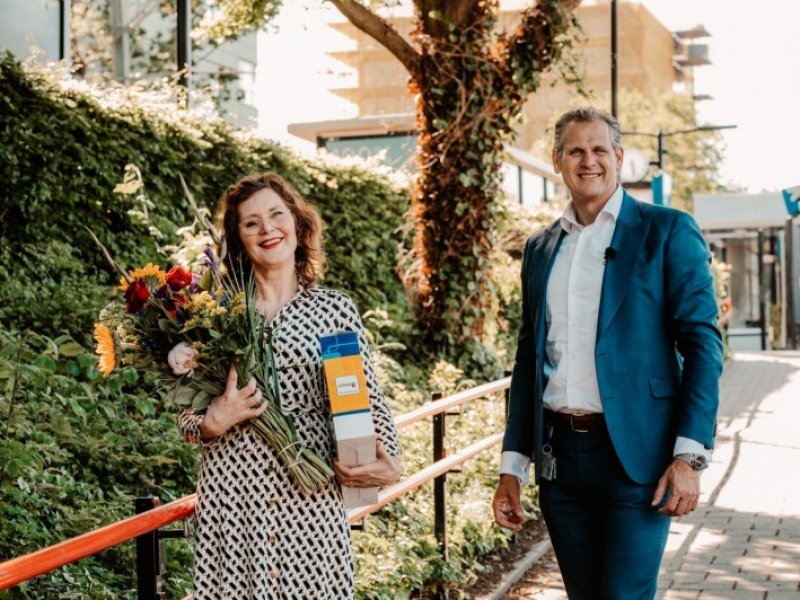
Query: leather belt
544 409 605 433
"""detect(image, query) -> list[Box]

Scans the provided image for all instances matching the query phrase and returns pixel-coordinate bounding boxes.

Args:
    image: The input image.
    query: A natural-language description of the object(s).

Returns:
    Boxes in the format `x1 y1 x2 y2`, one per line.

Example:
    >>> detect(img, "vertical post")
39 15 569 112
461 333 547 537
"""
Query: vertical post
177 0 192 94
431 392 447 560
758 229 767 350
110 0 130 83
432 392 447 561
136 497 165 600
503 370 512 422
432 391 448 600
786 218 797 349
517 165 524 205
656 130 665 171
610 0 618 118
59 0 71 63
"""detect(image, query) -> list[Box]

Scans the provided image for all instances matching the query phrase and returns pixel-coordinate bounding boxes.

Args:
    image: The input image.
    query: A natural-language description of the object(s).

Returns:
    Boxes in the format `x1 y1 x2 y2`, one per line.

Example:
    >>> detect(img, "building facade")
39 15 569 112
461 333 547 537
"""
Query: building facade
1 0 258 129
326 0 707 154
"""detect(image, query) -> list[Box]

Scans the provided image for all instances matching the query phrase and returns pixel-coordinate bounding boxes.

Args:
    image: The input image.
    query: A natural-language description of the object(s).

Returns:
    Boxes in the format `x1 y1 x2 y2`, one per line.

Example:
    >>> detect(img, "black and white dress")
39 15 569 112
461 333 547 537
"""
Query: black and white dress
177 287 400 599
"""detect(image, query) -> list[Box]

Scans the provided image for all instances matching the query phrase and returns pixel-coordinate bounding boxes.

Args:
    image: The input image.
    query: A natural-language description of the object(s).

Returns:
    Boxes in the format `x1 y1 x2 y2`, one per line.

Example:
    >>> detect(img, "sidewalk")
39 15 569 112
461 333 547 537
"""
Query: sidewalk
507 351 800 599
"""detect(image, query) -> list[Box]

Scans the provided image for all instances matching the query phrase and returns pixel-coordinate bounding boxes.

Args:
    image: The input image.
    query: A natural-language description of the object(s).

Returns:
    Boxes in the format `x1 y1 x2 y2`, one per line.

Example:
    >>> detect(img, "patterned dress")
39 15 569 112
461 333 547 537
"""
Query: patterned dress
177 287 401 599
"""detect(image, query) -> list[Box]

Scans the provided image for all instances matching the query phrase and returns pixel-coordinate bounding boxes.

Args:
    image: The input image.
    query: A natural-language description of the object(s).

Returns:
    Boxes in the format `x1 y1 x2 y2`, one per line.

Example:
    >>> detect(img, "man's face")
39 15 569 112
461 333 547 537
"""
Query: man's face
552 119 624 209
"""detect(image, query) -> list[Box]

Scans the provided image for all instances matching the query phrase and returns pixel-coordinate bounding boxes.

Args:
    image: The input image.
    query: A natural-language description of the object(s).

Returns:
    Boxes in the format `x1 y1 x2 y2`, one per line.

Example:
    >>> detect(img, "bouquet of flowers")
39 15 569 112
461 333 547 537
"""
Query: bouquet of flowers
90 179 334 494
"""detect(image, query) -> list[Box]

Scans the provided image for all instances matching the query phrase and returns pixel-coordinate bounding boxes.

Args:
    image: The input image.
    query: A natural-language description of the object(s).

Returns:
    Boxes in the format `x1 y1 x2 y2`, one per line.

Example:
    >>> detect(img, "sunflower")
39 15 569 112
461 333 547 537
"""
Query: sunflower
119 263 167 291
94 322 117 377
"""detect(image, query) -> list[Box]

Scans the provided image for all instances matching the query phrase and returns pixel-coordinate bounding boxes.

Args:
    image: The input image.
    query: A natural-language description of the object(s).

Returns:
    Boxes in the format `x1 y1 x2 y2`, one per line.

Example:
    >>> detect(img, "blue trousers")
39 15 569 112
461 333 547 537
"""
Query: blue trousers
539 421 670 600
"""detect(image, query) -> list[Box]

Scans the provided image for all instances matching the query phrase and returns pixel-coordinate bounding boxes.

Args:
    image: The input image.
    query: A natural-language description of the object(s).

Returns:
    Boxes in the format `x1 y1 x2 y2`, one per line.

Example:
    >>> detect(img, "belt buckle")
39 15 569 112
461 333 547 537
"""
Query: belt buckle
569 413 589 433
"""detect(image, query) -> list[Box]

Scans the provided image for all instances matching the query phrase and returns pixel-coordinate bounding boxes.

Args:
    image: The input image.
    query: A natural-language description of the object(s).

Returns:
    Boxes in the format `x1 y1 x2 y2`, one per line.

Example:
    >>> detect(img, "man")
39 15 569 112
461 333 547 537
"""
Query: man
492 106 723 599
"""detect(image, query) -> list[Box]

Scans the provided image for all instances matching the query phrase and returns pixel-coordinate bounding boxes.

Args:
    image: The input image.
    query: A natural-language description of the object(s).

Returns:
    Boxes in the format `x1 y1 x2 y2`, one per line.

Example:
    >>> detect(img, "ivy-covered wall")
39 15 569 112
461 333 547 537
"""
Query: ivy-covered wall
0 53 411 344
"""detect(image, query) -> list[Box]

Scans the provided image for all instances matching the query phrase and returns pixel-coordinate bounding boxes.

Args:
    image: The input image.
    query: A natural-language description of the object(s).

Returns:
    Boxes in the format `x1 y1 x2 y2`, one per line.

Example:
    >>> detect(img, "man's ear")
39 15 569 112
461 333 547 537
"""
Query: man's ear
615 146 624 180
552 148 562 174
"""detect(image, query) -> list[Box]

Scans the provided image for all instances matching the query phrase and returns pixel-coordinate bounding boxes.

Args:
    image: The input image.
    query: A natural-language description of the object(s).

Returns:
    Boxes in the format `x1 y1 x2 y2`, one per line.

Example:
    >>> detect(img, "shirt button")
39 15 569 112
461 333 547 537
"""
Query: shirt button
269 570 280 579
268 534 277 544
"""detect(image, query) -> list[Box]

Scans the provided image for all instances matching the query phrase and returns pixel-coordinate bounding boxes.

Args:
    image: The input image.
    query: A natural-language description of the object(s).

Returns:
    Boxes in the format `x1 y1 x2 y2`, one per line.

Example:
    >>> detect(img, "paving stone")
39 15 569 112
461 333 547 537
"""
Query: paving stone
657 591 700 599
698 592 766 600
764 590 800 598
670 580 735 591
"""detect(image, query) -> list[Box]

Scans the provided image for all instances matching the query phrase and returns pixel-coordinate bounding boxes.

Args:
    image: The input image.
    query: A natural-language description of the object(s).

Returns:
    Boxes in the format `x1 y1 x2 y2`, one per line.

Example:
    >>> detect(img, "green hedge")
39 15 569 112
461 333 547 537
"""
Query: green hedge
0 52 411 345
0 330 198 598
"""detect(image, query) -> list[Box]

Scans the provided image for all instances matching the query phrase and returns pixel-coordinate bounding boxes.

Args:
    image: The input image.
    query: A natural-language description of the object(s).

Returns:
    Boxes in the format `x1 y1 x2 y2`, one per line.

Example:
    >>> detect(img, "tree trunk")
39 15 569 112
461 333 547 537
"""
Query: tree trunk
403 0 579 351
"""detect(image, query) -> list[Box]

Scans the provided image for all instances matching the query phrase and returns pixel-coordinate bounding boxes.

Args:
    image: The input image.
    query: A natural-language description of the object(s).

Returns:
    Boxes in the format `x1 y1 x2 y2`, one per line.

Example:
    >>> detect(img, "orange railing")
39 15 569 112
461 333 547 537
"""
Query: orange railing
0 376 511 593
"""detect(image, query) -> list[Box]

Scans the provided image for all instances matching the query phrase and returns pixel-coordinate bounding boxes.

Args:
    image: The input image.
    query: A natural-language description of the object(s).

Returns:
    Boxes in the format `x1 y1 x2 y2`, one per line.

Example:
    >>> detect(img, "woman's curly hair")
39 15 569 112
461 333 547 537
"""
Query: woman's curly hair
217 172 326 287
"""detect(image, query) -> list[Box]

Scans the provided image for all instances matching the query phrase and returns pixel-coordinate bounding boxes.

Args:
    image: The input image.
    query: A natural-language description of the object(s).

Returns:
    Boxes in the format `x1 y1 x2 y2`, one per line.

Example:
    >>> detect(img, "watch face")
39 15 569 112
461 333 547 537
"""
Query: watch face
692 455 707 469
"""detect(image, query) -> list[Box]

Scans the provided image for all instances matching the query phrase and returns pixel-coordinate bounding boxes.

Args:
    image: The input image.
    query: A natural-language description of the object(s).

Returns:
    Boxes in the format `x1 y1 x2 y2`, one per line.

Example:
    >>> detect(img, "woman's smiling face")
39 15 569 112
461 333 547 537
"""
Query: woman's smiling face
237 187 298 272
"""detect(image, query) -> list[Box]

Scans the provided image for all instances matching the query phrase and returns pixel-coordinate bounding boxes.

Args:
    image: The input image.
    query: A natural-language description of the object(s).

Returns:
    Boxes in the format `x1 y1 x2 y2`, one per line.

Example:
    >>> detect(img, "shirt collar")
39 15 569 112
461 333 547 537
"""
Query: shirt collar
560 185 624 233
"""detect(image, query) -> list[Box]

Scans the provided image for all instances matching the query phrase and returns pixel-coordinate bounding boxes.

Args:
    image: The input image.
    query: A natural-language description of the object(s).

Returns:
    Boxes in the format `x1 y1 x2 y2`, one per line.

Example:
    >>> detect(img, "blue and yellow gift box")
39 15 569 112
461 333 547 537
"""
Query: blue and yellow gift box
320 330 378 508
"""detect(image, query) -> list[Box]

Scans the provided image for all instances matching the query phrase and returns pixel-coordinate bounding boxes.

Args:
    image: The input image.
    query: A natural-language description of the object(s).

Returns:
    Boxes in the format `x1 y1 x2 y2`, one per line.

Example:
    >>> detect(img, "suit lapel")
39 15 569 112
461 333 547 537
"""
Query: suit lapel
597 192 649 339
529 221 565 354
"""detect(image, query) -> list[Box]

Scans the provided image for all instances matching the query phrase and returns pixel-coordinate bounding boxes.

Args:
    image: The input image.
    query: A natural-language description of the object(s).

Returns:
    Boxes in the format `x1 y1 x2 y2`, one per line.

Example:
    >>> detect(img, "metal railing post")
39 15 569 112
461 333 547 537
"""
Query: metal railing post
432 391 449 599
136 497 165 600
503 370 512 421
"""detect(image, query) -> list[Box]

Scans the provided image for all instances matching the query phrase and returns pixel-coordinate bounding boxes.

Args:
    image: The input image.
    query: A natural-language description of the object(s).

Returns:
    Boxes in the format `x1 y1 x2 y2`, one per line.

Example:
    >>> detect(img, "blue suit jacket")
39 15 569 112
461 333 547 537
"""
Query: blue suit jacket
502 192 724 484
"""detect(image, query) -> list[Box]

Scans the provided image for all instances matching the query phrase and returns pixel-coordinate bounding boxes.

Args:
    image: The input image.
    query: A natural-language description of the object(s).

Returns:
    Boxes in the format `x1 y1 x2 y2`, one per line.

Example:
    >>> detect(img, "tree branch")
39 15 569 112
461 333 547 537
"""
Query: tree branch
415 0 483 37
501 0 582 94
329 0 421 78
446 0 484 28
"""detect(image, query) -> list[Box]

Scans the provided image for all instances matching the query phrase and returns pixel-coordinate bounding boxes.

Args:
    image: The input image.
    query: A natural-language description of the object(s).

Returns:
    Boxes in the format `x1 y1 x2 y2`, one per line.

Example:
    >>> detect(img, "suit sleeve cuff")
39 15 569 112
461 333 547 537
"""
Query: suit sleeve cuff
674 436 712 460
500 451 531 485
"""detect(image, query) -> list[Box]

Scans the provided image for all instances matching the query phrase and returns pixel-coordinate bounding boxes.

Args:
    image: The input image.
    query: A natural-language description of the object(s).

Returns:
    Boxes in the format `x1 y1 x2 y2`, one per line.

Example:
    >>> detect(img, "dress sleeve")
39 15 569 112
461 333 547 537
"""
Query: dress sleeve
176 408 222 448
338 294 401 458
176 408 205 444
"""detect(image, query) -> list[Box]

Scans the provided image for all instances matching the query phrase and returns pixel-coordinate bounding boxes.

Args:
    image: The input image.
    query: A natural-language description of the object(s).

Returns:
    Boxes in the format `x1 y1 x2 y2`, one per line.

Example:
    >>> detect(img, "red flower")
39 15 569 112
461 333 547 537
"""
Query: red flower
124 280 150 314
165 293 189 318
166 266 193 291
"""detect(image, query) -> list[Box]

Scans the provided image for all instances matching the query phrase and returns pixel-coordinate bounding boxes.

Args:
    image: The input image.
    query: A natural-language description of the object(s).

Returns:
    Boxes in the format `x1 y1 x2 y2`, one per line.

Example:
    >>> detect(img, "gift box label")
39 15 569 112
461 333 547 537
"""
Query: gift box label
321 332 371 417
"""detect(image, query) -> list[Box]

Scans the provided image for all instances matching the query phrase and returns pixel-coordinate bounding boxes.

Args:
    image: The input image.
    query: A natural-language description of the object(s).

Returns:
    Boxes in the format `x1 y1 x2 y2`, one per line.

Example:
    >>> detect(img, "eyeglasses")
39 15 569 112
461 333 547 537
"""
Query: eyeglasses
238 209 292 236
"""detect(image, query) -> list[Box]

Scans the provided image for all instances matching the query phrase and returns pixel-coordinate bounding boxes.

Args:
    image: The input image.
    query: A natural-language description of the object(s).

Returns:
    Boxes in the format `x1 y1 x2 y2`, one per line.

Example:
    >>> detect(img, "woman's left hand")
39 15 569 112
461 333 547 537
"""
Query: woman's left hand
334 445 402 488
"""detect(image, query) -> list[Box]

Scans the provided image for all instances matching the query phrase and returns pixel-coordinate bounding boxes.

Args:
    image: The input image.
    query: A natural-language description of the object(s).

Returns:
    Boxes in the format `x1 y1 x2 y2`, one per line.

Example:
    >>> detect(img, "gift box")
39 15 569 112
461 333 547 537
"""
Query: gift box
320 330 378 509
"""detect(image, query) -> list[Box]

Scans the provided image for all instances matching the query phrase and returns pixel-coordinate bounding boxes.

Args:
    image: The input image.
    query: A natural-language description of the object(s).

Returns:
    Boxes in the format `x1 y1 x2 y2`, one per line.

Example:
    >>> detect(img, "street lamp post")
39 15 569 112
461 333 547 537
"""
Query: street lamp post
611 0 618 118
177 0 192 96
623 125 737 171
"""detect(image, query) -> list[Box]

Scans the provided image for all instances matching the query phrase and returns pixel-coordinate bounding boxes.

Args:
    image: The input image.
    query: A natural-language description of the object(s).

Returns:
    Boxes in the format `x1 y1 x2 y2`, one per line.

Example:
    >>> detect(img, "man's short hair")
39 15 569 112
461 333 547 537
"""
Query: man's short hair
553 106 622 156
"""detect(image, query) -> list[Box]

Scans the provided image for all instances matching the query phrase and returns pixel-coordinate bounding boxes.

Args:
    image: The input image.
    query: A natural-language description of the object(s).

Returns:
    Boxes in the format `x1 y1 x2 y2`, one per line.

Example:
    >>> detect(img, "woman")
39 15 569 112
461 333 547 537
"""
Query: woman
177 172 402 599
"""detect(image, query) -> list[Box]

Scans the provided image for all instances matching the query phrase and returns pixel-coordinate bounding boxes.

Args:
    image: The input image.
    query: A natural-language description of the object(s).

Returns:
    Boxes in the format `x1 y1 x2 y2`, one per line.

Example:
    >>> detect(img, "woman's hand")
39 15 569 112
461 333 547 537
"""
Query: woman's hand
334 445 402 488
200 363 268 440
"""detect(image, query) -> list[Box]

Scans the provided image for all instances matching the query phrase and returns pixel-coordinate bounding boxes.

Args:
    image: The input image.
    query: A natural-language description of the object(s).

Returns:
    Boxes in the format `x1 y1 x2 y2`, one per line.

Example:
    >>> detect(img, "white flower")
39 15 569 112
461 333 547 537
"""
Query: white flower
168 342 197 376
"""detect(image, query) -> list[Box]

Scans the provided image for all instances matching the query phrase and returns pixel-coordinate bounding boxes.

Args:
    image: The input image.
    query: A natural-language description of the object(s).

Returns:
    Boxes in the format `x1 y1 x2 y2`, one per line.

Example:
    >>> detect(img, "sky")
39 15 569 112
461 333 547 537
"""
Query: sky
256 0 800 193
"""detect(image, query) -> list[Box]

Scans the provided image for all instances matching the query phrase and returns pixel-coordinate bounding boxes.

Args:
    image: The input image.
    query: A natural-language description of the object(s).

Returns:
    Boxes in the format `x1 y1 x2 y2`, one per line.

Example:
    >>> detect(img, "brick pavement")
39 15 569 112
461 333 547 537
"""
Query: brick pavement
506 351 800 599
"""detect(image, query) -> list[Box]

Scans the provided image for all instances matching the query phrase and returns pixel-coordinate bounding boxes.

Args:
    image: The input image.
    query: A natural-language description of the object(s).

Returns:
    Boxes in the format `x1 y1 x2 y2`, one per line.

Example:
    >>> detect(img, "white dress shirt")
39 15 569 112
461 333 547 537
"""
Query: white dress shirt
501 187 709 483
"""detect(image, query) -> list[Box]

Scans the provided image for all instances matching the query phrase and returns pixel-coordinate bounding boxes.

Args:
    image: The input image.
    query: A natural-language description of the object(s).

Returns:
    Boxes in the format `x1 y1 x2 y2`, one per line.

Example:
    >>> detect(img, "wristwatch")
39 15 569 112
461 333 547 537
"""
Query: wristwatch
675 453 709 471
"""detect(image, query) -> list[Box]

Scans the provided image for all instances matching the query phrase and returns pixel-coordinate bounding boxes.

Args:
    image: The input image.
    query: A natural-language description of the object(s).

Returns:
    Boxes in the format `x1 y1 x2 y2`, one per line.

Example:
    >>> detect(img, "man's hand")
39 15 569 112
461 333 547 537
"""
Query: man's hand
492 474 526 531
334 445 402 488
201 363 267 439
652 458 701 517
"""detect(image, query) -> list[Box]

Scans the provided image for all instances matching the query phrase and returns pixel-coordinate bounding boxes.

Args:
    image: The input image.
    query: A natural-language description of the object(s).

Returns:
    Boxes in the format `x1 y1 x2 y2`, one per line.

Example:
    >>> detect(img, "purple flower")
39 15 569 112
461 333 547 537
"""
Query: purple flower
203 247 219 274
